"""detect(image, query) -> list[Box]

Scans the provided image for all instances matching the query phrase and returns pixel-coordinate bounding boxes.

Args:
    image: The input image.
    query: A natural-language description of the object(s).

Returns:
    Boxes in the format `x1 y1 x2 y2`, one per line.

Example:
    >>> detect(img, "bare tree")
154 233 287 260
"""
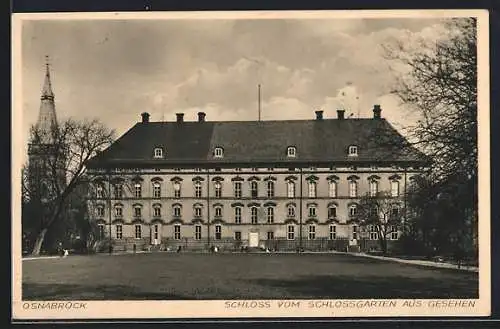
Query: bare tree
24 118 114 255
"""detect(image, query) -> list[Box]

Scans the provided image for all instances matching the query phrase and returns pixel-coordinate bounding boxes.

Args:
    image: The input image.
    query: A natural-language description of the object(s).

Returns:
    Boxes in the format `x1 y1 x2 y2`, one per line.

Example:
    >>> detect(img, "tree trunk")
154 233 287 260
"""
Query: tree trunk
31 228 48 256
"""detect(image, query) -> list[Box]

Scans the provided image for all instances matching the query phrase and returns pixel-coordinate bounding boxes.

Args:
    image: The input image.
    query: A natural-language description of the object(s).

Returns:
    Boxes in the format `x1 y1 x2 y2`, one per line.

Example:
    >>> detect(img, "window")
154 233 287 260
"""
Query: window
153 182 161 198
369 206 378 218
267 231 274 240
308 205 317 217
214 182 222 198
96 185 104 199
267 207 274 224
267 181 275 198
309 225 316 240
235 231 242 241
369 225 378 240
328 206 337 219
98 224 105 240
135 225 142 239
391 206 400 218
287 181 295 198
153 224 159 240
114 184 123 199
154 147 163 158
153 205 161 217
214 147 224 158
116 225 122 239
287 204 296 217
391 180 400 197
173 205 181 218
251 181 258 198
194 181 202 198
329 181 337 198
174 225 181 240
114 205 123 217
215 225 222 240
287 146 297 158
352 225 358 240
215 206 223 218
195 225 202 240
234 207 241 224
194 205 202 218
329 225 337 240
195 168 202 172
235 168 242 172
251 207 258 224
349 204 357 217
134 183 142 198
287 225 295 240
96 205 104 217
391 226 398 240
369 180 378 197
349 180 357 198
348 145 358 156
234 182 242 198
308 181 317 198
134 206 142 218
173 182 181 198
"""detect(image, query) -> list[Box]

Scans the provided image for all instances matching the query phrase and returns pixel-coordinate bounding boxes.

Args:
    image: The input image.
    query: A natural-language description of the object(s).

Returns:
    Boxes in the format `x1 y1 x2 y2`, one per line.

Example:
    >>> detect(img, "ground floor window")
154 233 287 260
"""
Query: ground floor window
153 224 159 240
391 226 398 240
215 225 222 240
174 225 181 240
308 225 316 240
329 225 336 240
116 224 122 239
267 231 274 240
135 224 142 239
352 225 358 240
368 225 377 240
195 225 202 240
287 225 295 240
98 224 105 240
235 231 241 241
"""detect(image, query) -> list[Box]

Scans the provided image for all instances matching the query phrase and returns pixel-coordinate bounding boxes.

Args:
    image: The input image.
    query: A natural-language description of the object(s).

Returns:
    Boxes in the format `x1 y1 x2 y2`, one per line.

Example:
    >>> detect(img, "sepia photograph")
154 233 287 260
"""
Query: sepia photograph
11 10 490 319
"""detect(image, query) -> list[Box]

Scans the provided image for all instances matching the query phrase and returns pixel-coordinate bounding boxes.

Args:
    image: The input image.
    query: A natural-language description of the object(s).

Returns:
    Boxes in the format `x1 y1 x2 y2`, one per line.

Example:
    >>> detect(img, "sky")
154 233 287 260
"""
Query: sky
19 14 451 161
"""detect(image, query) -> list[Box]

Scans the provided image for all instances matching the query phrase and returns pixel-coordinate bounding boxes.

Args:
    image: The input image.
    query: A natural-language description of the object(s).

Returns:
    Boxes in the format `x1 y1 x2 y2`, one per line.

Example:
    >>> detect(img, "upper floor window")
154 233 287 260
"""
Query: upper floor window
308 204 317 217
134 183 142 198
251 206 258 224
214 205 223 218
96 205 105 217
348 145 358 156
308 181 317 198
349 204 357 217
173 204 182 218
96 185 104 199
287 146 297 158
349 180 358 198
214 147 224 158
173 181 181 198
114 204 123 218
267 207 274 224
287 181 295 198
251 181 258 198
214 181 222 198
154 147 163 158
153 204 161 217
234 207 242 224
369 180 379 197
391 180 400 197
194 205 202 218
287 204 296 217
329 181 337 198
134 205 142 218
234 182 242 198
267 181 275 198
114 184 123 199
153 182 161 198
194 181 202 198
328 205 337 219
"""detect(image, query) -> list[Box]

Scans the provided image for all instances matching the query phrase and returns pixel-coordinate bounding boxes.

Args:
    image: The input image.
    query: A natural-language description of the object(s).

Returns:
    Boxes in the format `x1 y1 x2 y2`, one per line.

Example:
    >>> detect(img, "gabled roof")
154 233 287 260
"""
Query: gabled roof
86 117 428 168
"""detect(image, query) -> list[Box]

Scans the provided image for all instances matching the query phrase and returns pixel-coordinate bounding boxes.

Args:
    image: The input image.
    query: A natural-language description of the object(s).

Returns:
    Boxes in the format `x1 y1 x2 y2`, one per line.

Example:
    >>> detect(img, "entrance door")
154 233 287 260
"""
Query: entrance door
152 224 161 245
248 232 259 247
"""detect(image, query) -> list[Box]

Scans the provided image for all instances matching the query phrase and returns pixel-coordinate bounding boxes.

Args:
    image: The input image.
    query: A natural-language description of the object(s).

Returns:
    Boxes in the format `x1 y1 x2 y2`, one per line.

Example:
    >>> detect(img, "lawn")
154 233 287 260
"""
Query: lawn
22 252 478 300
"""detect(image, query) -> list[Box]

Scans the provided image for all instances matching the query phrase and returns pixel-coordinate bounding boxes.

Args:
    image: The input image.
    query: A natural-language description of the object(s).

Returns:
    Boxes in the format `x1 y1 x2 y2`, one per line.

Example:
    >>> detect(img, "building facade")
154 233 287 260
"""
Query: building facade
86 108 427 252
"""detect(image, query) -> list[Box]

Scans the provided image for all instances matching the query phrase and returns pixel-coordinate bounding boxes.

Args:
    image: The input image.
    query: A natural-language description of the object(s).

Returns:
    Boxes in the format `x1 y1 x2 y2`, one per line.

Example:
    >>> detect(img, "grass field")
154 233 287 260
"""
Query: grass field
22 252 478 300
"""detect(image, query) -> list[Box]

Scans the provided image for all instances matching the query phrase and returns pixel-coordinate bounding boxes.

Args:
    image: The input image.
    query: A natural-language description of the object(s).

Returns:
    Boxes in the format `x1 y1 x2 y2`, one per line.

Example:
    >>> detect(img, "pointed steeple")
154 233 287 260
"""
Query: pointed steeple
36 56 58 143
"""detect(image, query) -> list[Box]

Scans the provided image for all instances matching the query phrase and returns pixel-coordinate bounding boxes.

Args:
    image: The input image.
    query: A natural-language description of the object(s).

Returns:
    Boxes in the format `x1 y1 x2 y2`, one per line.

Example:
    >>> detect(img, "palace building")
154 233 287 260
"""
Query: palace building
85 108 427 252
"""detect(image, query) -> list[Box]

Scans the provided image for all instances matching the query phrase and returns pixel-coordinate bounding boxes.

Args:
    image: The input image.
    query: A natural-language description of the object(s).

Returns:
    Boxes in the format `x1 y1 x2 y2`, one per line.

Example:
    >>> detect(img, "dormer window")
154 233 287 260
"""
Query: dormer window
154 147 164 158
287 146 297 158
348 145 358 157
214 147 224 158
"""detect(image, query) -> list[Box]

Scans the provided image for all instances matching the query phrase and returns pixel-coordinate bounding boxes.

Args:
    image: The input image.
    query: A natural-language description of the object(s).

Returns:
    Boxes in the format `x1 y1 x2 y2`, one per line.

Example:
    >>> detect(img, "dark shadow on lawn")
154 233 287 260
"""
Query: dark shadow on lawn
23 283 193 300
244 274 478 299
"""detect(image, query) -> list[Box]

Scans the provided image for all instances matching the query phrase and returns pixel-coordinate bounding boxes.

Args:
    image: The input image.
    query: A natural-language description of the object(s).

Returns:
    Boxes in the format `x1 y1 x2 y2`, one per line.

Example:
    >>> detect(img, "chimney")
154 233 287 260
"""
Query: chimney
141 112 150 123
315 110 324 121
337 109 345 120
176 113 184 123
198 112 206 122
373 104 382 119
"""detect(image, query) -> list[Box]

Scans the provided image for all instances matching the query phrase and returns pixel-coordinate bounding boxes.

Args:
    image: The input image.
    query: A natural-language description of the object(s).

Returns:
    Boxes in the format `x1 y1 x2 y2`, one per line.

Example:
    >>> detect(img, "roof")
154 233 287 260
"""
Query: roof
86 117 429 168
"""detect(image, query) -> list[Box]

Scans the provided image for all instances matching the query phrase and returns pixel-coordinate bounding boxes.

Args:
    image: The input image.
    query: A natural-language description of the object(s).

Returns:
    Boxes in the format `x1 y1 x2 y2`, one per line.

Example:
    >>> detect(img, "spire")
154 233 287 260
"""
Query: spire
36 56 58 143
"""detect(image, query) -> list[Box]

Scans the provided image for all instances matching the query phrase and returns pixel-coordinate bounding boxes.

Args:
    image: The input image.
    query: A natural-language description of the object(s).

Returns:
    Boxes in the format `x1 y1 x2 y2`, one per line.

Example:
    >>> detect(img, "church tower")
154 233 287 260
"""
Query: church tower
27 56 66 202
